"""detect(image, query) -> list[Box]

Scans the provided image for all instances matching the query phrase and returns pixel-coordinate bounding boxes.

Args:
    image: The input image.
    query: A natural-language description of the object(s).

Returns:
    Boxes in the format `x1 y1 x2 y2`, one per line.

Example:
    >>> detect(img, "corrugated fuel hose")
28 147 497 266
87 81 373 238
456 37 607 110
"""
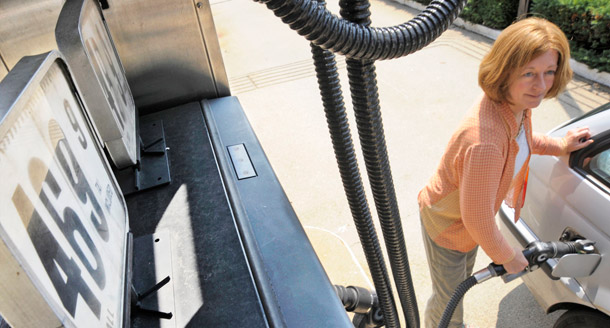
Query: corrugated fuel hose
255 0 466 61
310 3 400 326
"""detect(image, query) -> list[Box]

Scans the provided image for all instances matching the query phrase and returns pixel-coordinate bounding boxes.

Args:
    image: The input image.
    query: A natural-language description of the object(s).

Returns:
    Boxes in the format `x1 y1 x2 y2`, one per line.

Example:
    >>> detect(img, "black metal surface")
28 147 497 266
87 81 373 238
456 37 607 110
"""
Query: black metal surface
203 96 352 327
126 101 268 327
203 100 286 328
0 316 10 328
131 232 175 325
116 119 171 195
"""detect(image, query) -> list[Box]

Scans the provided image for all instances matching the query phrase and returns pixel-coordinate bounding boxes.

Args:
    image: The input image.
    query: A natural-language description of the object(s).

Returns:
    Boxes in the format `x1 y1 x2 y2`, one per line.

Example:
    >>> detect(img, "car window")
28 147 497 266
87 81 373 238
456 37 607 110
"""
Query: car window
584 149 610 187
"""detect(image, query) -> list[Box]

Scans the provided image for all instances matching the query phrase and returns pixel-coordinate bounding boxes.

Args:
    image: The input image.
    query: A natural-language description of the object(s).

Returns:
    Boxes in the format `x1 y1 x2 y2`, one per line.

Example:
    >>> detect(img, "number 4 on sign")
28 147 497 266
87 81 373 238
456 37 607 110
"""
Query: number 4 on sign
12 185 102 319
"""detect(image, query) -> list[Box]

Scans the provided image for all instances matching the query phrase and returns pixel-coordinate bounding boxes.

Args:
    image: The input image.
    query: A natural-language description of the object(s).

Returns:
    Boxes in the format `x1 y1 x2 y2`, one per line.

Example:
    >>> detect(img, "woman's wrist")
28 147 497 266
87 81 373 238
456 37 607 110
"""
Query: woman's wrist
560 137 568 155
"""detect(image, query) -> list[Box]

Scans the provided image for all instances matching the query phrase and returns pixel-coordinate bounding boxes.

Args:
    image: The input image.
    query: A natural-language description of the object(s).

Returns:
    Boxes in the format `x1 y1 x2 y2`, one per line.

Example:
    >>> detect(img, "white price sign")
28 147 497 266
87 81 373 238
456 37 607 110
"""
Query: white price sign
57 0 137 168
0 53 128 327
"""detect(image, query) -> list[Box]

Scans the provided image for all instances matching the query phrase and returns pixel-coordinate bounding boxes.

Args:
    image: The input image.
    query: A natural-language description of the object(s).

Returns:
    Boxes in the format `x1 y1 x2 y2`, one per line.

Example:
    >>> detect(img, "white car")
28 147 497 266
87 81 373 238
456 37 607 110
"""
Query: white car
498 102 610 328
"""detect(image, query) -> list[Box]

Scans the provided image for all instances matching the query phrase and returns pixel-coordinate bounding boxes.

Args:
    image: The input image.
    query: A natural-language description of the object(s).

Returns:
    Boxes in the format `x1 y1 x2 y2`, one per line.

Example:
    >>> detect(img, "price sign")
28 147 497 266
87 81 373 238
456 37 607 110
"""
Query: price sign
0 52 128 327
57 0 137 169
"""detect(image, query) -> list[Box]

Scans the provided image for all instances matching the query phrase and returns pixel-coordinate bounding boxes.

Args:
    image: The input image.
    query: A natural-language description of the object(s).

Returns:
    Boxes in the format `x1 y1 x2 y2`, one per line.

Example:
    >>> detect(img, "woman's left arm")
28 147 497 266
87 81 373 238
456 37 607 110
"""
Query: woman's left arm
532 127 593 155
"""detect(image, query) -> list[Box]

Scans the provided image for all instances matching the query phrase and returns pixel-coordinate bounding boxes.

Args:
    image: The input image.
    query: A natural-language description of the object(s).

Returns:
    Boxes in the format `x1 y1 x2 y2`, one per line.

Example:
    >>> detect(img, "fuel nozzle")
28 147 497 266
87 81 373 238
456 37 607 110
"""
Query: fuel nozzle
442 240 597 328
522 239 596 271
493 239 597 283
574 239 597 253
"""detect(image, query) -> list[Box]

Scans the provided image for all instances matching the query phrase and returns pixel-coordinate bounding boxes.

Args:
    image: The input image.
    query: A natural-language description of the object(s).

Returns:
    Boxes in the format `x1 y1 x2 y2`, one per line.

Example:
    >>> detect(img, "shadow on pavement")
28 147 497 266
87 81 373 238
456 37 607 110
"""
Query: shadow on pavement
558 90 586 120
496 283 563 328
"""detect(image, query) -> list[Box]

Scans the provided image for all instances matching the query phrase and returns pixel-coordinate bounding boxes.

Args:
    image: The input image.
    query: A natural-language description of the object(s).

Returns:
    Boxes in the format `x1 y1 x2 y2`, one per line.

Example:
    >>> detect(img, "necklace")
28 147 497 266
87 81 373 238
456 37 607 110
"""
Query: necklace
516 112 525 137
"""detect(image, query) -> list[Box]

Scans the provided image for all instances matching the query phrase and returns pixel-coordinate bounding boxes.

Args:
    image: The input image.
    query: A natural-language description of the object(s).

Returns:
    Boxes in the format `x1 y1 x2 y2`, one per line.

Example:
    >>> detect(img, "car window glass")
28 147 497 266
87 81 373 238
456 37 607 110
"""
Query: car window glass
585 149 610 185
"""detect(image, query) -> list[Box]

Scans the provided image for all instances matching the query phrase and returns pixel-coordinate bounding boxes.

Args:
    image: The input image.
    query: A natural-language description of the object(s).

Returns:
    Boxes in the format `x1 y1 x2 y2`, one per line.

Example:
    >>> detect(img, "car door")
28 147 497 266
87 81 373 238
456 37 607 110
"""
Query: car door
520 105 610 316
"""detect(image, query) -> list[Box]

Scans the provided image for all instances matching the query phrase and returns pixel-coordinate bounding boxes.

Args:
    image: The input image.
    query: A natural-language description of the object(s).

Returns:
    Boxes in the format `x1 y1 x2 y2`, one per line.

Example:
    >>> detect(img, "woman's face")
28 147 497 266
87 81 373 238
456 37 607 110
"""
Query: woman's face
507 49 558 114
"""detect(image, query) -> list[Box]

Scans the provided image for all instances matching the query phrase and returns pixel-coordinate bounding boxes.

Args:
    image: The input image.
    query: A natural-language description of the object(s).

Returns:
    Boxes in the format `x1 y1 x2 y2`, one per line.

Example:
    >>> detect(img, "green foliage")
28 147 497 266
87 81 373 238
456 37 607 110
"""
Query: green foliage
530 0 610 73
407 0 610 73
459 0 518 30
572 48 610 73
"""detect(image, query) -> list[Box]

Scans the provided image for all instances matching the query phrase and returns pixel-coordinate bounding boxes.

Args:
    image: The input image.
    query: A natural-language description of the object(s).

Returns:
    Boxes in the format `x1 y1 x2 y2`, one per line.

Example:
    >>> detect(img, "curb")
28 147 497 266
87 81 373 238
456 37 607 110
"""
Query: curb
393 0 610 88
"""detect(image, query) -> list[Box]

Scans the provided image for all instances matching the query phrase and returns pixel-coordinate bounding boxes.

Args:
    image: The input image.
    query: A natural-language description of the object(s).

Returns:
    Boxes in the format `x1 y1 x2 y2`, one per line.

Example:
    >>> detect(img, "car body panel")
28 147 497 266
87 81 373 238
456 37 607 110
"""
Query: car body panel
498 204 594 312
498 102 610 318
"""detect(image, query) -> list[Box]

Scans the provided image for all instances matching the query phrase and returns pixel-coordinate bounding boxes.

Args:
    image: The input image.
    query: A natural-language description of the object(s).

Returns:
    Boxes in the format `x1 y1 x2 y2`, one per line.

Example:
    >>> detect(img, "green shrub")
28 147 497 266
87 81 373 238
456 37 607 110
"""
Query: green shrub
459 0 518 30
530 0 610 73
408 0 610 73
571 48 610 73
411 0 518 29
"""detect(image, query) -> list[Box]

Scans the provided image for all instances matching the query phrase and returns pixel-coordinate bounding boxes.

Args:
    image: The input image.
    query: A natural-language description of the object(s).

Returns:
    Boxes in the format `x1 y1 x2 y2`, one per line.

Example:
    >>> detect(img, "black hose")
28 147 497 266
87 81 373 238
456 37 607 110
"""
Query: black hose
346 57 419 328
339 0 419 326
438 276 478 328
256 0 467 60
310 34 400 328
334 285 378 314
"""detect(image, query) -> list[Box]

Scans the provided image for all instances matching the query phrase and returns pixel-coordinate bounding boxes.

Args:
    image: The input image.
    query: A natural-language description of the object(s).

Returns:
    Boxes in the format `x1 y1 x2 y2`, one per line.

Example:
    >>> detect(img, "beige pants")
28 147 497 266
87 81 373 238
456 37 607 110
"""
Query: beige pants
421 222 478 328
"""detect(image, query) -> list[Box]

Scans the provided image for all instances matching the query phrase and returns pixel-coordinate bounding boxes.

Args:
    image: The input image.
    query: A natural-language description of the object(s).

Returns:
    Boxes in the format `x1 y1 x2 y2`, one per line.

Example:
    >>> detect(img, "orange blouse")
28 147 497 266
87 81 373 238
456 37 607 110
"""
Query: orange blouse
418 94 566 264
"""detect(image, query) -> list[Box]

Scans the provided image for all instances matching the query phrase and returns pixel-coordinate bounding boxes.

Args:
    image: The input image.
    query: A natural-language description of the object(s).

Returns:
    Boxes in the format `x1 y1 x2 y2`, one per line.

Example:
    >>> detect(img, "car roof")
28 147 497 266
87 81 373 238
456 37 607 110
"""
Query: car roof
550 102 610 137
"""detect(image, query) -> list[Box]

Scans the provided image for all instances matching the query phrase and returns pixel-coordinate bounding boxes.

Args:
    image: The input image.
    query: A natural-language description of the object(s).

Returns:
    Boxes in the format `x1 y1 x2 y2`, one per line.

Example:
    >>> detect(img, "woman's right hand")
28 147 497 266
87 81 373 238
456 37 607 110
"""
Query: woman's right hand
503 247 529 274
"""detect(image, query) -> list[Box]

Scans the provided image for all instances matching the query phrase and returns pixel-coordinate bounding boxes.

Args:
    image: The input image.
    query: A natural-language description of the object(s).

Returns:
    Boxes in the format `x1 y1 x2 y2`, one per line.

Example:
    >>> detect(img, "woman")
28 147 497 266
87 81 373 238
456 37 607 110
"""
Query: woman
418 17 594 328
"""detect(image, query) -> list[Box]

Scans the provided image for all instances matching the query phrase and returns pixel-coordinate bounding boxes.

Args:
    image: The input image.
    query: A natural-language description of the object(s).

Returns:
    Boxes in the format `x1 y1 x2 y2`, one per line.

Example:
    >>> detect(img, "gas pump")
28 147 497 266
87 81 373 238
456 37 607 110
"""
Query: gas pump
0 0 603 327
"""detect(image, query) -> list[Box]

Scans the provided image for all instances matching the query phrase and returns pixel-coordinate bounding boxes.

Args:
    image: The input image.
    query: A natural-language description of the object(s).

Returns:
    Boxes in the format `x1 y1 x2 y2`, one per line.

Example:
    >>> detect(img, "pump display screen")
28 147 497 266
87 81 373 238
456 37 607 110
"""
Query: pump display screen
0 56 128 327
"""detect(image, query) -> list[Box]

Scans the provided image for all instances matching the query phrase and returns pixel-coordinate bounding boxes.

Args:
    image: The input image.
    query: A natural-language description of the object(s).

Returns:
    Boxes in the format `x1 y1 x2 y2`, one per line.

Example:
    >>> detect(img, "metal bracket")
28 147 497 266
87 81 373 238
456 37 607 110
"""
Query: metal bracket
131 231 175 325
116 119 171 195
132 277 172 319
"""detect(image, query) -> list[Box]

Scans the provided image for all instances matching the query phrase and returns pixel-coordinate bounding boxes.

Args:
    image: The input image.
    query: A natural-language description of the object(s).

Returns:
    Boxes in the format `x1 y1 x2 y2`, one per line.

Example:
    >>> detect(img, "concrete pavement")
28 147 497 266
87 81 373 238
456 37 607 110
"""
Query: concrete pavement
210 0 610 327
